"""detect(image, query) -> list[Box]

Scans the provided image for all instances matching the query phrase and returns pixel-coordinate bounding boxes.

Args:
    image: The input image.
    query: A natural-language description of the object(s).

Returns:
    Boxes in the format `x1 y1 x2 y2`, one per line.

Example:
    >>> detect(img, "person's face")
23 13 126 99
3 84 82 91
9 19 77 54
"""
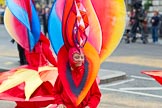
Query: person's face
154 11 158 16
73 53 84 67
45 8 49 13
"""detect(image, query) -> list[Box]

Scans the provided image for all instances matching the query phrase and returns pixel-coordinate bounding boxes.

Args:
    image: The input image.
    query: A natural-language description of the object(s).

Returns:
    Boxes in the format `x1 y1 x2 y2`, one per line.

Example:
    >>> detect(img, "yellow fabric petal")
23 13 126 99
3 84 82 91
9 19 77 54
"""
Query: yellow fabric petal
0 68 43 100
39 70 58 86
0 66 57 100
38 66 57 72
38 66 58 86
24 70 43 100
0 68 35 93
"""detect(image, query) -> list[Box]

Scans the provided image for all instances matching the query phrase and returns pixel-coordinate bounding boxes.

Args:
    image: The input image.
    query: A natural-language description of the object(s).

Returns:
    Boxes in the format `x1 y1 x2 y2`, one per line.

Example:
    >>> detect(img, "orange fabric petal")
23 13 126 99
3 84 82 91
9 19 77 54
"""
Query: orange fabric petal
57 42 100 106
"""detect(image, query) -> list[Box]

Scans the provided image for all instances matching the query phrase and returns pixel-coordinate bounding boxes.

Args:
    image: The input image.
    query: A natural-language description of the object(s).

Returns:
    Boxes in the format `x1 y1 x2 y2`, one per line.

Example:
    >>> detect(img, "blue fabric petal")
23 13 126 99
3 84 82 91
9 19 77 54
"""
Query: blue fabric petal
30 0 41 50
6 0 30 30
48 1 63 55
6 0 41 51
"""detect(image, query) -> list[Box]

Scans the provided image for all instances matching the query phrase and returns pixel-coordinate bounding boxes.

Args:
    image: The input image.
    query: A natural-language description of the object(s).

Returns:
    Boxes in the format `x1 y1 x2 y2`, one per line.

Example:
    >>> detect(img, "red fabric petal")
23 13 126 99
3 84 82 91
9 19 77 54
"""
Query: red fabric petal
142 70 162 85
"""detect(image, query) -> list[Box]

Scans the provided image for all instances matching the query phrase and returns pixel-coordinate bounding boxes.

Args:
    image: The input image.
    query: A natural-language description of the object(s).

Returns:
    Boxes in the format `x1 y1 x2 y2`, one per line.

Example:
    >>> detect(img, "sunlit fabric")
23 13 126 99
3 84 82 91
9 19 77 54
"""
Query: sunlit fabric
5 0 40 51
51 0 126 106
48 0 126 63
142 70 162 85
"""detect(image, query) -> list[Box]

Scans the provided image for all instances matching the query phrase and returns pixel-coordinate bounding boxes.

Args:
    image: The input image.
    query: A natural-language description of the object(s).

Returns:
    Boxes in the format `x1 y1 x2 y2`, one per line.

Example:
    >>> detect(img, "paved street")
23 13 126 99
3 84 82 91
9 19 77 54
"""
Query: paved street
99 39 162 107
1 23 162 108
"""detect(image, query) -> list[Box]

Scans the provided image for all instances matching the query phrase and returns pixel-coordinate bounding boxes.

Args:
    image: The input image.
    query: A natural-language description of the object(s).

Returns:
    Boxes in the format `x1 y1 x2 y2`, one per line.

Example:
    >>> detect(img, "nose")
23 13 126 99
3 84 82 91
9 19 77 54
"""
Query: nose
78 57 82 61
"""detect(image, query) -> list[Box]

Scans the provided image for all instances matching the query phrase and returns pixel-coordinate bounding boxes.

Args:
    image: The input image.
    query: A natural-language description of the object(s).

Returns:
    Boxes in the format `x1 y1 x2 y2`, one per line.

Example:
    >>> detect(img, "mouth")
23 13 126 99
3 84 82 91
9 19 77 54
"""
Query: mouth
75 62 82 67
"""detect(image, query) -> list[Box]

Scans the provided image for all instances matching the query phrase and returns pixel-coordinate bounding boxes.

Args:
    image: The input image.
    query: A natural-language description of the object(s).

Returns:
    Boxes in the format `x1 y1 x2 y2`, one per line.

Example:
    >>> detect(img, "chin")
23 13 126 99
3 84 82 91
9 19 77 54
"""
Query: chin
75 64 82 67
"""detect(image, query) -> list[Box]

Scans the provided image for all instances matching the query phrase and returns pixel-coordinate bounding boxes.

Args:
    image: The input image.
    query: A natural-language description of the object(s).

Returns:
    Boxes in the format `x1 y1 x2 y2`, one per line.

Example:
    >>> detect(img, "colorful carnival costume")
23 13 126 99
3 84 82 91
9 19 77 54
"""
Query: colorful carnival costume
0 0 58 108
0 34 58 107
0 0 126 108
53 47 101 108
0 35 58 108
46 0 126 108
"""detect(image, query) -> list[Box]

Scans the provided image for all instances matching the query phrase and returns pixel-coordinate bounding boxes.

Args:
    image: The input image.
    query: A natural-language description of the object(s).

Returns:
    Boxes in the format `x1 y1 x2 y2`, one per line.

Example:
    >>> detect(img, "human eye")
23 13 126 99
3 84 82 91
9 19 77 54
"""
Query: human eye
73 54 79 59
75 56 79 59
81 55 84 59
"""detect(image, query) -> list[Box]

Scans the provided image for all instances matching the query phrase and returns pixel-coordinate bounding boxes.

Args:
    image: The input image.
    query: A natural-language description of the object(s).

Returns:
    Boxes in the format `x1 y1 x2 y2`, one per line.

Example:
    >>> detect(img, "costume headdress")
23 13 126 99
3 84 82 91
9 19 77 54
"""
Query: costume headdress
48 0 126 106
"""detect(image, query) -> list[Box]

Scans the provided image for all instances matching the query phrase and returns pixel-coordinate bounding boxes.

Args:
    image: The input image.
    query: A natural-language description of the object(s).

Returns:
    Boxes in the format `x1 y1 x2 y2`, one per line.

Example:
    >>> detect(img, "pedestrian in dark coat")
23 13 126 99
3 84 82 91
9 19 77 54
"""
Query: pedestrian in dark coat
151 11 160 43
42 7 50 36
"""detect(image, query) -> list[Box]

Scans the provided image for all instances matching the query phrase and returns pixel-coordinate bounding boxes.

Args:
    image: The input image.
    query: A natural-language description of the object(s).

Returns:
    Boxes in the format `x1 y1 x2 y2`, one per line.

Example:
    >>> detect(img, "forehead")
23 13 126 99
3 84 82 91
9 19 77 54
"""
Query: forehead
73 52 84 56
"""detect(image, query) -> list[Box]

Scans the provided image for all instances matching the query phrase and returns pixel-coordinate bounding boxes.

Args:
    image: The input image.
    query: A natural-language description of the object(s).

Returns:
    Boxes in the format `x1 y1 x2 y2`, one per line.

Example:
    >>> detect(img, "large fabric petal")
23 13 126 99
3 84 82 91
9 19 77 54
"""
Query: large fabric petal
61 0 74 49
142 70 162 85
5 0 41 51
4 7 29 50
0 69 43 100
49 0 126 60
39 66 58 86
91 0 126 63
24 69 43 100
0 66 58 101
83 0 102 53
48 0 64 55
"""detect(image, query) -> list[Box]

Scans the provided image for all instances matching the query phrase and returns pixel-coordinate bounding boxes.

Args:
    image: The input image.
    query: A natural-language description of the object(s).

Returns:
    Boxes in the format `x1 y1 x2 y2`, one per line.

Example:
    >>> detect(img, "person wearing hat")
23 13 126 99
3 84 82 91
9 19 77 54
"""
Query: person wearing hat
53 47 101 108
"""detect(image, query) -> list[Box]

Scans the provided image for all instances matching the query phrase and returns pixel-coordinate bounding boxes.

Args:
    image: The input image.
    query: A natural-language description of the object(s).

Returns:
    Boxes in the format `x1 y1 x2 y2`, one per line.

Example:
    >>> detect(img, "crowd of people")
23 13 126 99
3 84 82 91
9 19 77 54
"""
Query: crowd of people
125 2 161 44
35 4 51 36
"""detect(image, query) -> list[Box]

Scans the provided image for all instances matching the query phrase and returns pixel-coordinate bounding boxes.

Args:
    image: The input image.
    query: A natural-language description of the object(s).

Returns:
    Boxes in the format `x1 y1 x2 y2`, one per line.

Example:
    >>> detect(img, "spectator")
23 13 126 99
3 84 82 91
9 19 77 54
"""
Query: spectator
142 10 149 34
42 6 50 36
125 11 132 43
151 11 160 44
130 6 148 44
159 13 162 37
11 39 27 65
0 4 5 24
